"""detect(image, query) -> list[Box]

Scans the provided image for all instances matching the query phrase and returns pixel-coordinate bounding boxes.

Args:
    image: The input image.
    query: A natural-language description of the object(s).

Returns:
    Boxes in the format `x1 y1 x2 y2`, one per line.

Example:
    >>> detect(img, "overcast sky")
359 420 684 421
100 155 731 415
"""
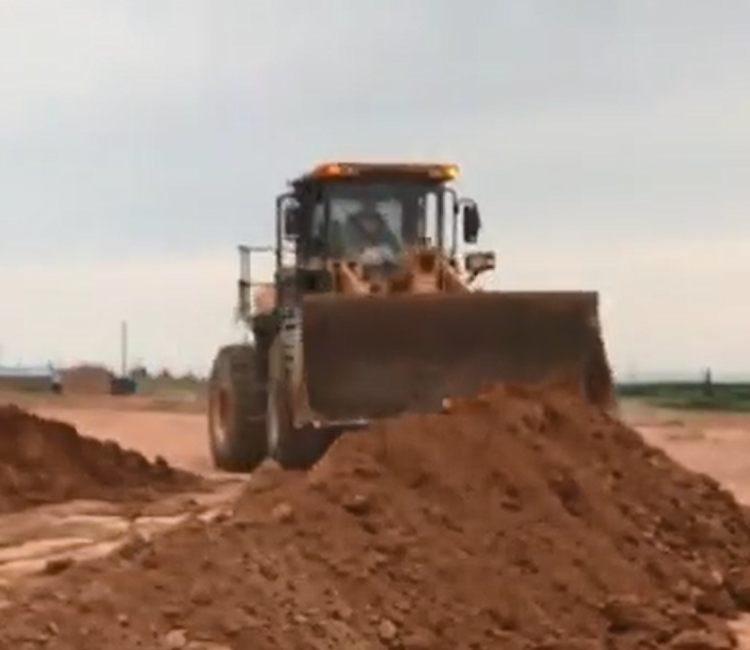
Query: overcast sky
1 0 749 377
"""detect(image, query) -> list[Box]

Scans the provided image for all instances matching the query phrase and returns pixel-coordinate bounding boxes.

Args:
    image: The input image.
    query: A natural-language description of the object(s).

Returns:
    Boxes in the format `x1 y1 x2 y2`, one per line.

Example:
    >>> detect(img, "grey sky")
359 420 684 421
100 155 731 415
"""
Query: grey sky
1 1 749 376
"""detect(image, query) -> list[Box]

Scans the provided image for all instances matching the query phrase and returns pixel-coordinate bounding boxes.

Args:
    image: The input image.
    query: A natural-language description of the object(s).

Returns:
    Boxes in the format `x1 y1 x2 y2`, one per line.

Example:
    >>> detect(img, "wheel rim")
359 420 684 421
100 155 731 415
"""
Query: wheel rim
267 382 280 455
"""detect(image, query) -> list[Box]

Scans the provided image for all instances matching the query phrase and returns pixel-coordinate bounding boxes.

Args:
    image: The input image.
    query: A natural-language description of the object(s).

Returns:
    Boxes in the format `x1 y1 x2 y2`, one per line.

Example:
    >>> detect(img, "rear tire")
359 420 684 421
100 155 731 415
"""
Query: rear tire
207 344 268 472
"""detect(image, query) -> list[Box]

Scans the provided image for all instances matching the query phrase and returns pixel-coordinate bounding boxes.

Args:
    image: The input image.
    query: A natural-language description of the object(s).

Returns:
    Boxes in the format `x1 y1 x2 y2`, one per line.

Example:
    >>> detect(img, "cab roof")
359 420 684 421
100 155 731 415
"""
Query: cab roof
290 161 459 188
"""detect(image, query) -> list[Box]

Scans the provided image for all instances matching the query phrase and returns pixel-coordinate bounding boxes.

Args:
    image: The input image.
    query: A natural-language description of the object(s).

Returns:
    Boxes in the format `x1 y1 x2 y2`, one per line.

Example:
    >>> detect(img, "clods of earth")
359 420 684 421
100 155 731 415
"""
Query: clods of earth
0 405 198 513
2 388 750 649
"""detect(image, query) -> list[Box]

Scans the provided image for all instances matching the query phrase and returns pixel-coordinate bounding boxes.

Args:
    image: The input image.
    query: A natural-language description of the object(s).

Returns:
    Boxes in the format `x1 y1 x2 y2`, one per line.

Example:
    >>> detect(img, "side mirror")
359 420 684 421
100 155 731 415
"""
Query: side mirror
462 204 481 244
283 204 301 237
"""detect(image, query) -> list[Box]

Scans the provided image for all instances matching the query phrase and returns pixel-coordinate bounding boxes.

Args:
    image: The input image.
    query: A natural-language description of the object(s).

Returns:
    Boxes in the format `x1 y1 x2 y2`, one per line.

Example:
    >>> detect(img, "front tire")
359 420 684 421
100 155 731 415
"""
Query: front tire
267 336 330 470
207 344 268 472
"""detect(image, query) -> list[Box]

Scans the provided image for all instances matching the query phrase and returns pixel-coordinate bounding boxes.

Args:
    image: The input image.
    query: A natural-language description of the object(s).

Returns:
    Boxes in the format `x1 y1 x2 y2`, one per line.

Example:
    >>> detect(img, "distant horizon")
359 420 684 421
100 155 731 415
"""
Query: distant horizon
1 361 748 384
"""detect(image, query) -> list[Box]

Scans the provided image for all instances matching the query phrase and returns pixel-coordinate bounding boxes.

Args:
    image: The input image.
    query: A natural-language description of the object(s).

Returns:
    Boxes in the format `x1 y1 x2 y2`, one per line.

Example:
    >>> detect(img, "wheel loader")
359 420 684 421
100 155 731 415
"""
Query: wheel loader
207 161 614 472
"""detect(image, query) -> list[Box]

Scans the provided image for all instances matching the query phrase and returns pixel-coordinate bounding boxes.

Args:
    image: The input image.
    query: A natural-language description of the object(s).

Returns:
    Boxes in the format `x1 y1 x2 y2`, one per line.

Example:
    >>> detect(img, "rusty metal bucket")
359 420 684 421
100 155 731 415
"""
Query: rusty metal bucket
300 291 614 423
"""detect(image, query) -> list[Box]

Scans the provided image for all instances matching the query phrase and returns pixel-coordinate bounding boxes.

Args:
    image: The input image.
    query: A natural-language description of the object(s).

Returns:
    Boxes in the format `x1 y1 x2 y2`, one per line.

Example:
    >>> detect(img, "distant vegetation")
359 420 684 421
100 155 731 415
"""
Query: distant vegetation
617 380 750 412
129 367 206 396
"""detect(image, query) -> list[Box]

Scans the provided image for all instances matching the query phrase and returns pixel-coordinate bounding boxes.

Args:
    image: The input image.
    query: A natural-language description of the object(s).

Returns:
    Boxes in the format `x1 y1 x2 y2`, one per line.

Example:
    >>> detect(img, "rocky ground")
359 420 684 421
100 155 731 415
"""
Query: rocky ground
1 387 750 648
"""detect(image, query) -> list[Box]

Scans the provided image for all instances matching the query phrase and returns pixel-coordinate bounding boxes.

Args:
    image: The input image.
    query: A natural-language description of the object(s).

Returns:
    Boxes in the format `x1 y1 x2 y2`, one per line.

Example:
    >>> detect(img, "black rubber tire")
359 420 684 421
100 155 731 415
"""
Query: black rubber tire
207 344 268 472
267 337 331 470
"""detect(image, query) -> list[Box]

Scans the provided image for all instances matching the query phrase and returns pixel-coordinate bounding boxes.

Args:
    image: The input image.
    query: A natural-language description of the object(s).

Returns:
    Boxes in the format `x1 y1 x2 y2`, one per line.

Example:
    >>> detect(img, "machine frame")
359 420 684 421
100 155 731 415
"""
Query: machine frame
208 161 495 472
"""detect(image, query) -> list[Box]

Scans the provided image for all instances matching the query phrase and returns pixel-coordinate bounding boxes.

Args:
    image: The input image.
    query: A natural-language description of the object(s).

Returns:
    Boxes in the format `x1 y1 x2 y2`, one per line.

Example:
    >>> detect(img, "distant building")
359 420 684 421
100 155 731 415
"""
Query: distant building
59 364 114 395
0 365 60 393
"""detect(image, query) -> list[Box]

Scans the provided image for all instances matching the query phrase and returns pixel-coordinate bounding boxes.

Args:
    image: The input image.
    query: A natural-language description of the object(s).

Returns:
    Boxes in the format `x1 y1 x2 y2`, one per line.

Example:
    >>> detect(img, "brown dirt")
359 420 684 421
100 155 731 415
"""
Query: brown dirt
29 404 217 475
0 405 199 514
2 386 750 649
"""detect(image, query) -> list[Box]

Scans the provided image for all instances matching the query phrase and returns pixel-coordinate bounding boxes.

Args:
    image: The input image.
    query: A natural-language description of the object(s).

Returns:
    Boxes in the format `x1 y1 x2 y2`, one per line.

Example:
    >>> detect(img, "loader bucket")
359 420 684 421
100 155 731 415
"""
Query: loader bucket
301 291 614 423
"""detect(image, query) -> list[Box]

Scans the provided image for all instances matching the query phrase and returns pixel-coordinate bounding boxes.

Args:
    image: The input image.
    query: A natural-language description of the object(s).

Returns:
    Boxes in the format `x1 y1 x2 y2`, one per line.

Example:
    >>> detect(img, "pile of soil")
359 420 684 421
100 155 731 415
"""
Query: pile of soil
0 405 196 513
2 386 750 649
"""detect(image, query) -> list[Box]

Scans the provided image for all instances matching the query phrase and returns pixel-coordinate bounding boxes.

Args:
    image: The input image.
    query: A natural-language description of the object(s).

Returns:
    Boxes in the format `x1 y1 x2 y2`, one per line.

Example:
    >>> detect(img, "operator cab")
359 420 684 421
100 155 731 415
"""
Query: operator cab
280 163 482 275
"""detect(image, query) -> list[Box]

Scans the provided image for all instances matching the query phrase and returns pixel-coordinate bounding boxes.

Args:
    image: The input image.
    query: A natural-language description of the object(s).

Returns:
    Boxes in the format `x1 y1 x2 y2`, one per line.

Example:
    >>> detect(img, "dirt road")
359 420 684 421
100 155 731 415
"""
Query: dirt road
620 400 750 505
35 405 216 476
620 401 750 646
0 395 245 599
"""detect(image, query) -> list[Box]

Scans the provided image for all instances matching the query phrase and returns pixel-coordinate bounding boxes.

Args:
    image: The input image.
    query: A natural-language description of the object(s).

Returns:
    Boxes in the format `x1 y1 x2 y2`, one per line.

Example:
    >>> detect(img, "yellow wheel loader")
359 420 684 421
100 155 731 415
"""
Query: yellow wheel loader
207 162 614 472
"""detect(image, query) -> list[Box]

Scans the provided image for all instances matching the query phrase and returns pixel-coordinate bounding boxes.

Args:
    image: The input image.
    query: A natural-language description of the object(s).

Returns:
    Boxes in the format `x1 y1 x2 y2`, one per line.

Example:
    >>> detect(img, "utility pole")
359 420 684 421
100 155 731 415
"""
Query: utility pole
120 321 129 377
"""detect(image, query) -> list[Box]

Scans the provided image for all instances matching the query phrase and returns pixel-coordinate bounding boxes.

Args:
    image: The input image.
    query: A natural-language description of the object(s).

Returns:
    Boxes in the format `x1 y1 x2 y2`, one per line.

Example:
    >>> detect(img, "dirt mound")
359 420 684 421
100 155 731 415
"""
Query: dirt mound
0 405 197 513
2 386 750 649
